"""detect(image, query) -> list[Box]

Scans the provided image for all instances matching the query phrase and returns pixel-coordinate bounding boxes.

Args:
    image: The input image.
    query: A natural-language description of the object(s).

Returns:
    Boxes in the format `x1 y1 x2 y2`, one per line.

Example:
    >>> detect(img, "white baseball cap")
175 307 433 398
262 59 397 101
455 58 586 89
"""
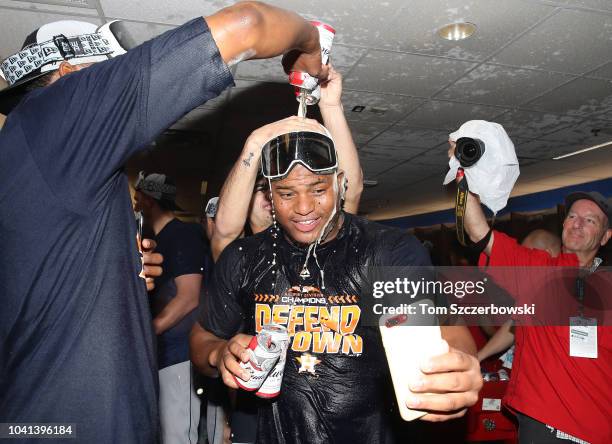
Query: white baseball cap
0 20 134 113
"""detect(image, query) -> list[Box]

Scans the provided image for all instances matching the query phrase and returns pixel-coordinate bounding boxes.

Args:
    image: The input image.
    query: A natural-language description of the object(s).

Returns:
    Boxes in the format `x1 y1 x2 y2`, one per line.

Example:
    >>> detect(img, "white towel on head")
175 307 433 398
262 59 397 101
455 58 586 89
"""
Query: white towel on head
443 120 520 214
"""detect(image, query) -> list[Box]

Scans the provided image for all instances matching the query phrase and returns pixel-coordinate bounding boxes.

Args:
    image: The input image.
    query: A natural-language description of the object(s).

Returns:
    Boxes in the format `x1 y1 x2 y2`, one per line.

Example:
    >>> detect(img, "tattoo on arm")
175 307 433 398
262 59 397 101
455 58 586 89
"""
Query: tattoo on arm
242 152 255 168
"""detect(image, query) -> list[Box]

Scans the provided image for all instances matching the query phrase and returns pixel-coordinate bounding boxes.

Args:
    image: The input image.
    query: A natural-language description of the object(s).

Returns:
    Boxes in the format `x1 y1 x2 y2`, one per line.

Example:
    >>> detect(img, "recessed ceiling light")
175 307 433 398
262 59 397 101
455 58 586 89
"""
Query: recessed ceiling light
437 22 477 41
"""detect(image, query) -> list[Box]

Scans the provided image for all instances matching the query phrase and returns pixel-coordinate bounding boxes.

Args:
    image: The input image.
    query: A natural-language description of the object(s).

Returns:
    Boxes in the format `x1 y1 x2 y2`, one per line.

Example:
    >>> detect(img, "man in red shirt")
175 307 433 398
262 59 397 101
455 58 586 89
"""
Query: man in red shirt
453 143 612 444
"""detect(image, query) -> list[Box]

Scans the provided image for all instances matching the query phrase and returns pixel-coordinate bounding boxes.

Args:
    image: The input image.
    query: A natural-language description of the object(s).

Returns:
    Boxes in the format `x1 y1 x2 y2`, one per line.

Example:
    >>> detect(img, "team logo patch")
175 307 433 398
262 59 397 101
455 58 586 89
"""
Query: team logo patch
297 353 321 375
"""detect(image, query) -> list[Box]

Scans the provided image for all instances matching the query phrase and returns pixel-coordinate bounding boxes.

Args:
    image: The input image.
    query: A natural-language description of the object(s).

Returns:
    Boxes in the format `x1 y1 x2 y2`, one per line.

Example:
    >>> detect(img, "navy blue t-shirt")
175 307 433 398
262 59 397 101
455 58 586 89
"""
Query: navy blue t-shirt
152 218 206 369
0 18 233 443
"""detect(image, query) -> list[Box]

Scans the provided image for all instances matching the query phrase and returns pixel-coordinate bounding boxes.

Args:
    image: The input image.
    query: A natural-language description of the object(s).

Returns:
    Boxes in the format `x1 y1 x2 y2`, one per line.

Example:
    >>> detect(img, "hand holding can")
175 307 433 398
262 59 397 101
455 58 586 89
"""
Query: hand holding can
289 21 335 106
215 333 255 389
233 324 289 397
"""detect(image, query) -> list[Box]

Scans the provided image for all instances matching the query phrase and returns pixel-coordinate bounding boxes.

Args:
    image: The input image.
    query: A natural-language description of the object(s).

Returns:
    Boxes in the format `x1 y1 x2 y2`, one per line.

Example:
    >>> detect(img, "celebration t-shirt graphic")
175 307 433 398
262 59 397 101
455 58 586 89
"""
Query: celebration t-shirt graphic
254 285 363 357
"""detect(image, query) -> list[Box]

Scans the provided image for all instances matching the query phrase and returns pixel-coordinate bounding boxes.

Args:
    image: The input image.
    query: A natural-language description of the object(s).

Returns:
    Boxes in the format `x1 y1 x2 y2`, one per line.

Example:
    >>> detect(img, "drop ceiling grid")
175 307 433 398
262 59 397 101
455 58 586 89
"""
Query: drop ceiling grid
422 6 563 98
336 3 609 144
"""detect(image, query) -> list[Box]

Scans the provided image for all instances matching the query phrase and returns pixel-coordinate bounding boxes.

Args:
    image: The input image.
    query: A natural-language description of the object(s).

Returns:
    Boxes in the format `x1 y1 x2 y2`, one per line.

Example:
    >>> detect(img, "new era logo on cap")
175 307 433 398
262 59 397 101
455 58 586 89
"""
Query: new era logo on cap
1 19 131 114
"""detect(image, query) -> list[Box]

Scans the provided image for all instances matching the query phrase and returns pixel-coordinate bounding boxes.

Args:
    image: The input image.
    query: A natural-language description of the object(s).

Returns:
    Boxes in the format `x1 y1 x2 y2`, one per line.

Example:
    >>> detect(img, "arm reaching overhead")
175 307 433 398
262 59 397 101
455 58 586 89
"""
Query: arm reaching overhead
319 66 363 214
205 1 328 79
448 141 494 255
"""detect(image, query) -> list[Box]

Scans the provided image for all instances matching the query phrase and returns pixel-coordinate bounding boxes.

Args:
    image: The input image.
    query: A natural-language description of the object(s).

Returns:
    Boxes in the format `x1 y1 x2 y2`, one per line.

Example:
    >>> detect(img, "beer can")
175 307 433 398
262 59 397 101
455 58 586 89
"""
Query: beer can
289 21 335 105
234 324 288 392
256 326 290 398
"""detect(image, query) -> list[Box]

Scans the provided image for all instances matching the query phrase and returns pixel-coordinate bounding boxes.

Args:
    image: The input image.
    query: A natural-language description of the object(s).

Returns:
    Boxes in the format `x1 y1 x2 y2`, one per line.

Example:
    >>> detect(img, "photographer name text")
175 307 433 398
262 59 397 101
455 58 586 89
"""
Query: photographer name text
373 302 536 316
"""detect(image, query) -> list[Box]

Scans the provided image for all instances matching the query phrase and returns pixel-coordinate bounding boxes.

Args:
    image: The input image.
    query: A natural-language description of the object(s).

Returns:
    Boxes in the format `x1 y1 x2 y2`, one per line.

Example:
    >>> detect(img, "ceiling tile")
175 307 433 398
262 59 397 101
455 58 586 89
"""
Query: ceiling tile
0 0 98 14
514 139 584 159
348 121 392 145
361 159 400 176
359 144 423 161
342 91 424 123
100 0 234 24
344 50 475 96
360 184 401 212
437 64 573 106
376 164 436 186
234 56 286 83
492 9 612 75
380 0 556 61
509 136 538 158
534 119 612 145
410 144 452 168
587 62 612 80
234 46 367 84
566 0 612 11
529 0 571 6
330 44 368 70
368 125 449 148
525 77 612 118
261 0 403 47
0 9 102 59
494 109 583 140
400 100 508 130
264 0 554 62
120 21 176 46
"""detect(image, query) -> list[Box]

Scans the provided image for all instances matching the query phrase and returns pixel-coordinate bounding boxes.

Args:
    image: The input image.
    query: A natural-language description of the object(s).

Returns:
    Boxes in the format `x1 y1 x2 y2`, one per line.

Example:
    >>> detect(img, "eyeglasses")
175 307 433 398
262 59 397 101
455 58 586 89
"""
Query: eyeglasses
261 131 337 180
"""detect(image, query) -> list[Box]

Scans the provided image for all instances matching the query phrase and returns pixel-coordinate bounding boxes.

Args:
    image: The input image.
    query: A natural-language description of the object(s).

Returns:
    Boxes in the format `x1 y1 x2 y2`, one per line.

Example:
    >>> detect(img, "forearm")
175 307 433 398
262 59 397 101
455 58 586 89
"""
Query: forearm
320 104 363 214
206 1 318 65
441 325 477 356
212 141 262 261
464 190 494 255
190 323 227 377
153 293 199 335
477 322 514 362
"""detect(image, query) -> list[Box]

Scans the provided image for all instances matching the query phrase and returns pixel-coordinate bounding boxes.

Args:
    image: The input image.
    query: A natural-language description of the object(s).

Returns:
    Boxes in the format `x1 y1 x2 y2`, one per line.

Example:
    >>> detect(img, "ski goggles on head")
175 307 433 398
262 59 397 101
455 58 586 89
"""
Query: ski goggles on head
261 131 337 180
